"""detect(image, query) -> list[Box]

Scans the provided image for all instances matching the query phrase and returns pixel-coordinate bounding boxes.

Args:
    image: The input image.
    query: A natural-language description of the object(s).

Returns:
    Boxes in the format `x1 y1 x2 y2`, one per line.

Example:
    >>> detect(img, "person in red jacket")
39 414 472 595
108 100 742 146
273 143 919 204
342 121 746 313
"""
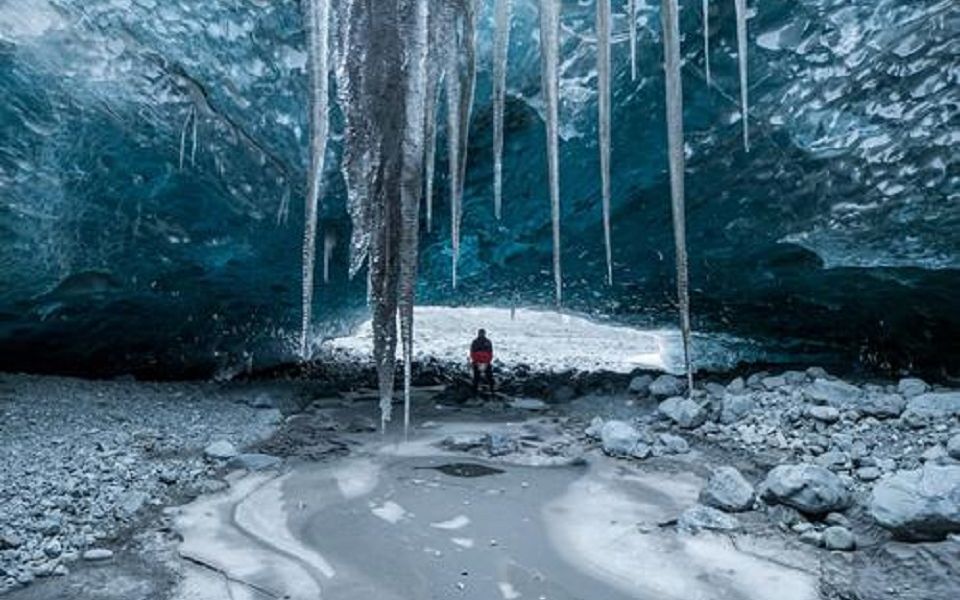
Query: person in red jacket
469 329 494 396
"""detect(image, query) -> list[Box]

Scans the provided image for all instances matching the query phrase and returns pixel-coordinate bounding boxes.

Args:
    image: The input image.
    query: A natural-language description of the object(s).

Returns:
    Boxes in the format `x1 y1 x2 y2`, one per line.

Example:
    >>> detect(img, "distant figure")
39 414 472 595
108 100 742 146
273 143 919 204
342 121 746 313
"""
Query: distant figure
470 329 494 396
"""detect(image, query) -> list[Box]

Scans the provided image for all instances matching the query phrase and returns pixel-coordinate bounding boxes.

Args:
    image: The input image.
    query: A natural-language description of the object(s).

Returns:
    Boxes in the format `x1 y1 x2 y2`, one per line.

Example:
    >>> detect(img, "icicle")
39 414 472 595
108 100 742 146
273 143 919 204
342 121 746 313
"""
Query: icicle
399 0 430 439
190 107 198 167
423 70 441 233
300 0 331 360
492 0 512 221
702 0 711 86
734 0 750 152
660 0 694 393
628 0 638 81
540 0 562 305
323 230 336 284
178 109 191 170
597 0 613 286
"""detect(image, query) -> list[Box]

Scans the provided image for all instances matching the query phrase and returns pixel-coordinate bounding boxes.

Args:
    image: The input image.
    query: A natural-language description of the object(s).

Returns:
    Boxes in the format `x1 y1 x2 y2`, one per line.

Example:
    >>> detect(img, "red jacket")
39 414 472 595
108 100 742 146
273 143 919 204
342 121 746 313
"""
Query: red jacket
470 336 493 364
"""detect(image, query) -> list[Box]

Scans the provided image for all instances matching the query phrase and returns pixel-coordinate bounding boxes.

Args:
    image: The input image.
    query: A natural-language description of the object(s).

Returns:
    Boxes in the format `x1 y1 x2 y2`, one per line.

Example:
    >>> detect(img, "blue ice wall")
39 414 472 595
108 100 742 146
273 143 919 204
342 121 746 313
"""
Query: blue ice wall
0 0 956 377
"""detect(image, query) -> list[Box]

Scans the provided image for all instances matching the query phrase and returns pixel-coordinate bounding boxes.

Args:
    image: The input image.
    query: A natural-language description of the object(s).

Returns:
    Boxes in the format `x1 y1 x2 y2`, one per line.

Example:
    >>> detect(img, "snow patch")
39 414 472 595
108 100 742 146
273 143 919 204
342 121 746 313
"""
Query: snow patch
430 515 471 530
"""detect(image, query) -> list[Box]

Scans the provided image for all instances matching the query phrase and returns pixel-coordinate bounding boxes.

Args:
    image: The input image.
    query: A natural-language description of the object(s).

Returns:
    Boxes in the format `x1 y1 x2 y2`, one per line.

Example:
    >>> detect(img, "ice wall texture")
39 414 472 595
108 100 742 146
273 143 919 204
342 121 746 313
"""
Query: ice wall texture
0 0 957 377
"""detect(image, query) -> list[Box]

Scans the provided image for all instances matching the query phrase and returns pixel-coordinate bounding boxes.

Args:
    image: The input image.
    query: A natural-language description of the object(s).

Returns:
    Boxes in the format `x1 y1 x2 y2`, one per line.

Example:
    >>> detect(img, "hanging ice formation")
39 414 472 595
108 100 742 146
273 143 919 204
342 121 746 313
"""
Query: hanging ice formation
492 0 512 221
597 0 613 286
323 231 336 284
660 0 695 393
178 106 196 170
734 0 750 151
300 0 331 360
627 0 638 81
702 0 711 86
540 0 562 305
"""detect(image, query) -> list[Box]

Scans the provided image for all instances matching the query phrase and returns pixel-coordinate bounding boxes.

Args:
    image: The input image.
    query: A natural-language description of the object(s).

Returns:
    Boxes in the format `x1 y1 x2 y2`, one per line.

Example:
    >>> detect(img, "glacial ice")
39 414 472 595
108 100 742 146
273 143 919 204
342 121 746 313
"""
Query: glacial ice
539 0 563 305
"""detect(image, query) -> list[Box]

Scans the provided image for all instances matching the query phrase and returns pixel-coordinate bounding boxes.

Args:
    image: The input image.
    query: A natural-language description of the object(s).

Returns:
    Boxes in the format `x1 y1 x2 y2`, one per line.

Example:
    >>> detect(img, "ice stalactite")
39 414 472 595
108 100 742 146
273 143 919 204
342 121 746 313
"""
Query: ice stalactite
323 231 336 284
492 0 512 221
423 63 441 234
597 0 613 286
702 0 711 86
734 0 750 152
660 0 694 393
300 0 331 360
178 107 195 171
190 110 198 167
627 0 638 81
399 0 430 438
443 0 478 289
540 0 562 305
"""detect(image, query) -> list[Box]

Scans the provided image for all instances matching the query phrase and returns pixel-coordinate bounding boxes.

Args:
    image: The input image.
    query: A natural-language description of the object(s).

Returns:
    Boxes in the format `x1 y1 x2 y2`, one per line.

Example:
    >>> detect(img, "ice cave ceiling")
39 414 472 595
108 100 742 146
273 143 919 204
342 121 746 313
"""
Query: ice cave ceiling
0 0 957 378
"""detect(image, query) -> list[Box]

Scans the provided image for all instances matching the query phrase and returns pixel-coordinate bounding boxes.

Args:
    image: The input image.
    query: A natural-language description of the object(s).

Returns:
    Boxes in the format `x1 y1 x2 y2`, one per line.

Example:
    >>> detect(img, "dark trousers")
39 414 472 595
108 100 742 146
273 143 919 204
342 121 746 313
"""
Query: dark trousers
472 363 494 395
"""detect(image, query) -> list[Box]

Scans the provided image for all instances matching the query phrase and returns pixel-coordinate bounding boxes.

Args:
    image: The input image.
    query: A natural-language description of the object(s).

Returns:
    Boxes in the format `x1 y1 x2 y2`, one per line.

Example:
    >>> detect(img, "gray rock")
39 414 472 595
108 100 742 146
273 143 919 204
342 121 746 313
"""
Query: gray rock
117 490 148 516
0 534 22 550
678 504 740 533
440 433 487 452
584 417 604 439
726 377 746 394
600 421 641 457
806 366 829 379
921 445 947 463
659 397 706 429
948 434 960 460
808 405 841 423
509 398 548 411
897 378 929 398
762 375 787 390
631 443 652 460
762 463 852 515
859 393 907 419
700 466 755 512
649 375 685 398
658 433 689 455
82 549 113 561
227 453 282 471
628 375 653 395
43 541 61 559
856 466 882 482
805 378 861 407
799 530 823 547
901 393 960 428
869 463 960 541
204 440 238 460
485 433 518 457
704 382 726 398
720 393 756 425
823 526 856 551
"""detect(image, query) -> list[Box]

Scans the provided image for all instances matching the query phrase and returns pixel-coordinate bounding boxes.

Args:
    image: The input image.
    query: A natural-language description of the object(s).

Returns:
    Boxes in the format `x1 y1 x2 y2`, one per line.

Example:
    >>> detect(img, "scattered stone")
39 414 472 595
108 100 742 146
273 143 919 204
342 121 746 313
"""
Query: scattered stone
858 393 907 419
921 445 947 463
897 378 929 399
901 393 960 428
808 405 840 423
204 440 238 460
43 540 61 559
806 366 829 379
658 397 706 429
117 490 149 516
726 377 746 394
584 417 604 439
440 433 487 452
823 526 856 551
798 529 823 547
720 393 756 425
82 549 113 562
627 375 653 395
631 443 652 460
762 463 852 515
678 504 740 533
509 398 548 411
0 533 22 550
485 433 518 457
649 375 685 398
600 421 641 457
762 375 786 390
699 466 755 512
805 378 861 407
947 434 960 460
869 463 960 541
658 433 689 455
227 453 282 471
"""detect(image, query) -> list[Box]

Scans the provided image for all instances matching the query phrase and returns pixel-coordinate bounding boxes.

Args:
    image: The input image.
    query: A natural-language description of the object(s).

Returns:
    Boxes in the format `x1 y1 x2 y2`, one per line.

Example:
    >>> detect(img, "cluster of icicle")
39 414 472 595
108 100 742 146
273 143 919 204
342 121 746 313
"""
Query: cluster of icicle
297 0 751 429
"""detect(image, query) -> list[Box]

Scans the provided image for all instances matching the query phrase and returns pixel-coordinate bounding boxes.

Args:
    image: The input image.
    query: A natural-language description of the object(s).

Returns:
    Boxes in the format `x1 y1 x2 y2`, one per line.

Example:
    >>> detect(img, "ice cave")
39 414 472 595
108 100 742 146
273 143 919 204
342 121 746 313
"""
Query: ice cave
0 1 958 599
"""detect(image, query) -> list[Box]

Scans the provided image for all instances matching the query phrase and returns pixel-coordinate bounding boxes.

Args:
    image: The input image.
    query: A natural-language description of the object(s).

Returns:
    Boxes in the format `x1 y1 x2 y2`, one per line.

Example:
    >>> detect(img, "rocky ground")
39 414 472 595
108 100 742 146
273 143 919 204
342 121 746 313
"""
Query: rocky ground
1 366 958 599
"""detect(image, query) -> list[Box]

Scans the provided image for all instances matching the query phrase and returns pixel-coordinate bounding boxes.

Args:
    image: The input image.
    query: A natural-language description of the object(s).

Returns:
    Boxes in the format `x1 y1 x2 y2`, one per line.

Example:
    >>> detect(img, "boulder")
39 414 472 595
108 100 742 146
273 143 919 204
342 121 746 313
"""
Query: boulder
948 434 960 460
600 421 641 457
658 433 689 455
485 433 518 457
897 377 930 398
204 440 238 460
858 393 907 419
82 549 113 561
699 466 755 512
869 463 960 541
659 397 706 429
808 405 840 423
762 463 852 515
720 393 756 425
628 375 653 395
678 504 740 532
227 453 282 471
584 416 604 439
649 375 685 398
440 433 487 452
762 375 787 390
901 393 960 428
823 526 856 551
726 377 746 394
805 378 861 407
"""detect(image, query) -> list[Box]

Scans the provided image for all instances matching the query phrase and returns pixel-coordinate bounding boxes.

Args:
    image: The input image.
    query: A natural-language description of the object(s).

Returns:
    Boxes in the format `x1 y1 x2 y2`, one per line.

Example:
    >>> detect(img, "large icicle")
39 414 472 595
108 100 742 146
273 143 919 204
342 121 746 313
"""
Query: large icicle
423 67 441 233
597 0 613 286
540 0 562 305
399 0 430 438
492 0 512 221
734 0 750 152
627 0 638 81
322 230 335 284
660 0 694 393
300 0 331 360
702 0 711 86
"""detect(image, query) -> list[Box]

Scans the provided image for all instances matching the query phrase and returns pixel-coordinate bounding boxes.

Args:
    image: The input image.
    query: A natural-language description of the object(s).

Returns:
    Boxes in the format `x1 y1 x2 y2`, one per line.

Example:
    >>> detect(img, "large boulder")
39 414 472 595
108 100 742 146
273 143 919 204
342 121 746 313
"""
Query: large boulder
720 393 756 425
897 377 930 398
600 420 641 457
805 378 861 407
649 375 685 398
869 463 960 541
900 392 960 428
858 392 907 419
659 397 707 429
762 464 852 515
699 466 756 512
